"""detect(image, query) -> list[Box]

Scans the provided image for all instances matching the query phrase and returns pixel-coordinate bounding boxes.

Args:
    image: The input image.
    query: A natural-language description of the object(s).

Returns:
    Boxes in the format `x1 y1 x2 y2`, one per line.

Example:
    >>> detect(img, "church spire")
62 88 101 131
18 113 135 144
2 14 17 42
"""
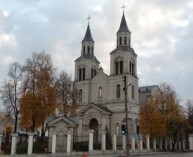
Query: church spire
82 23 94 43
116 12 131 48
117 12 130 34
81 18 95 56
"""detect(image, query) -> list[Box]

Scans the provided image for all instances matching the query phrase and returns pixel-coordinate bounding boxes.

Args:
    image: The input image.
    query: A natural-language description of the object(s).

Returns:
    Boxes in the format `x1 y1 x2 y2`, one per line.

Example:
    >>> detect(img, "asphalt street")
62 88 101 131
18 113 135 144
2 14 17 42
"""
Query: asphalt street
135 152 193 157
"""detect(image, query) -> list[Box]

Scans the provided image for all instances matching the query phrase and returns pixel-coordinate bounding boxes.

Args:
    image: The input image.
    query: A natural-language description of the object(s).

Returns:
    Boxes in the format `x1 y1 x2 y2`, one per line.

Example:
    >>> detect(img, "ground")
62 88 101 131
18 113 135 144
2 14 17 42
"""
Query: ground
130 152 193 157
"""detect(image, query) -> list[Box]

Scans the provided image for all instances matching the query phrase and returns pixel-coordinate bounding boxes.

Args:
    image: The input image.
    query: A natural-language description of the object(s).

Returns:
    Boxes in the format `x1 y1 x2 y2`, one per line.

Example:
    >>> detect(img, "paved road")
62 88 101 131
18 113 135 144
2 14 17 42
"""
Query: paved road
137 152 193 157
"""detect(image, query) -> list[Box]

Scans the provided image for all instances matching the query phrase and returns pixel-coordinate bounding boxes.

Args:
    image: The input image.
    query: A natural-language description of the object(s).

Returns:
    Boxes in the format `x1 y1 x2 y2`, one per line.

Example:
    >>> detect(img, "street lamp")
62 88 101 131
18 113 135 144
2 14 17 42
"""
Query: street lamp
123 75 130 157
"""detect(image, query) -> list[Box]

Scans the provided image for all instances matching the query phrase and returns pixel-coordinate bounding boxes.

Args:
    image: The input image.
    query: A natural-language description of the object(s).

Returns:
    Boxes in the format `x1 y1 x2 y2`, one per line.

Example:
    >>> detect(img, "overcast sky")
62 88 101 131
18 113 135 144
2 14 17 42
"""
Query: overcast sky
0 0 193 102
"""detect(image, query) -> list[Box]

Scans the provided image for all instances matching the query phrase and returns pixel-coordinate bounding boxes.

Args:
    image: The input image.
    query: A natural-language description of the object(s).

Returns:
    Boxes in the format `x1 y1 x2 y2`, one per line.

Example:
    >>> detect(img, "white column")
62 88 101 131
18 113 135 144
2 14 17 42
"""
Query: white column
67 131 72 153
159 137 163 150
174 143 177 150
28 133 34 155
131 136 135 151
11 134 18 155
153 138 156 150
52 132 56 154
89 130 94 152
112 133 117 151
189 134 193 150
169 138 173 150
102 131 106 151
0 135 3 152
164 138 168 150
122 134 126 151
146 135 150 150
139 134 143 151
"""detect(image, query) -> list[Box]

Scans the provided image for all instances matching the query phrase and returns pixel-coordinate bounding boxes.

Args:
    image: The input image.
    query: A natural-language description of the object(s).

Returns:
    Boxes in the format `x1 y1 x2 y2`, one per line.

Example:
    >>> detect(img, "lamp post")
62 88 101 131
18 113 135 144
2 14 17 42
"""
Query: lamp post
123 76 130 156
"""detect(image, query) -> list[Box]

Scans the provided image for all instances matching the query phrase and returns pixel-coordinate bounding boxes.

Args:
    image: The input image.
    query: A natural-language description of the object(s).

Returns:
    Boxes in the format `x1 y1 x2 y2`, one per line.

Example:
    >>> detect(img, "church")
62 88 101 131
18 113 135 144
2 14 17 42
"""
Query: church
47 12 157 152
74 12 139 143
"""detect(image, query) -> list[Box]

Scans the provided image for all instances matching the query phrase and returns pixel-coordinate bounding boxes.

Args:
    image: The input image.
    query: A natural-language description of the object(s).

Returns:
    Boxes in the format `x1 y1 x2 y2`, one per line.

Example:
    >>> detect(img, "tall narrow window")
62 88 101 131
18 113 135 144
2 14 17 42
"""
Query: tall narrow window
79 68 82 81
116 84 121 98
79 89 82 102
132 63 135 76
129 61 132 74
132 85 134 99
83 68 85 80
98 87 102 98
83 46 86 55
119 37 122 46
120 61 123 74
91 68 93 78
115 62 119 75
124 37 127 45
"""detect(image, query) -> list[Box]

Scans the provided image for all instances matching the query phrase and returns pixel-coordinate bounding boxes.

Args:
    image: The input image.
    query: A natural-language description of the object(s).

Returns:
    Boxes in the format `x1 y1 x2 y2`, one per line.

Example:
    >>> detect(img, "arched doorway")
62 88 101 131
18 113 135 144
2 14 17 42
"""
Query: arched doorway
89 118 99 144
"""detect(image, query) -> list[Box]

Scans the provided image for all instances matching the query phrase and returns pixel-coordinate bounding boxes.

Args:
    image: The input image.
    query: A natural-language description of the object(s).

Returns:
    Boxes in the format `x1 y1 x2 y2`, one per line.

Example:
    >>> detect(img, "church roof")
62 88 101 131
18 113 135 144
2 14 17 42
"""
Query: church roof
82 24 94 42
117 13 130 34
139 85 159 93
75 53 100 64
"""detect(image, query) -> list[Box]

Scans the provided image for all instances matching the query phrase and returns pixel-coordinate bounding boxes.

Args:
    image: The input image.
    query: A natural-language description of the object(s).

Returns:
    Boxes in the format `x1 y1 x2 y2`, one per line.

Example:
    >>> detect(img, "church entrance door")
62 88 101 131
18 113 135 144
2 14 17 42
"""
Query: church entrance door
89 118 99 144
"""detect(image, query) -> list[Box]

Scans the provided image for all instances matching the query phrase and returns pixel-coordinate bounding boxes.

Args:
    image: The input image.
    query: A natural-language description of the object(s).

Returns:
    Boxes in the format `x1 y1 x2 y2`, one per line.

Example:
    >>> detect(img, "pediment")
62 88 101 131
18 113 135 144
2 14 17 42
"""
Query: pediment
47 116 77 127
78 103 112 116
92 70 108 82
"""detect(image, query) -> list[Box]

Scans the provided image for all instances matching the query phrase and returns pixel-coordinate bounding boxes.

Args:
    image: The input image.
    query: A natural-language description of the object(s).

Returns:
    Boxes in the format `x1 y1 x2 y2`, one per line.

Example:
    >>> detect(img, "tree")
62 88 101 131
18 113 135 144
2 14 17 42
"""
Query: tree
0 62 22 133
20 52 56 134
55 71 78 116
139 95 166 137
139 83 188 148
185 99 193 133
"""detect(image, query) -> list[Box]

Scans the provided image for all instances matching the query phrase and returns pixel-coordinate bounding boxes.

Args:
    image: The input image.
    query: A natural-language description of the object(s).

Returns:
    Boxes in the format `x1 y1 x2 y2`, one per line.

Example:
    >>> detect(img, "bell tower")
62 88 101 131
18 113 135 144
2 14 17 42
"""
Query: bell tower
110 12 137 77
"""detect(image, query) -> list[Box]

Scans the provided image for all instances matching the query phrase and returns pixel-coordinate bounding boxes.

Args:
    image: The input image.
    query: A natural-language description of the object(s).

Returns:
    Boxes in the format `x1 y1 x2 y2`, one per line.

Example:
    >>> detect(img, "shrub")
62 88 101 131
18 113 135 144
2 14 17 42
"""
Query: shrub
73 142 88 151
16 141 28 154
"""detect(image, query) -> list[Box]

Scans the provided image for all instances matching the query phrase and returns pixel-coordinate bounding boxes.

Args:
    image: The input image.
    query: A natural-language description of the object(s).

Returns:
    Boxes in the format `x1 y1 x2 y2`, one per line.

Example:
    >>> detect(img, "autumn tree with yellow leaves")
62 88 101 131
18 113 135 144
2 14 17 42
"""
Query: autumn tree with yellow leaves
139 83 188 147
20 52 56 134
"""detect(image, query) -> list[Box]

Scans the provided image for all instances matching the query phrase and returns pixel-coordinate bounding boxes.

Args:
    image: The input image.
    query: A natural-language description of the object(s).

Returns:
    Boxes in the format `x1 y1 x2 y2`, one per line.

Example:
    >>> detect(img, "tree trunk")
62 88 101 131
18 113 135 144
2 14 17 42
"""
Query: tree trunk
41 123 45 139
14 114 18 133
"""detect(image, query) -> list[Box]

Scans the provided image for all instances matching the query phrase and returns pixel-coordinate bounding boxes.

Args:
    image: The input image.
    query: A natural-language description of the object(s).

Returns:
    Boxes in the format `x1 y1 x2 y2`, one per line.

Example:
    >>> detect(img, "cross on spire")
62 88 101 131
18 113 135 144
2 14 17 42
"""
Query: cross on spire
87 16 91 24
121 4 126 13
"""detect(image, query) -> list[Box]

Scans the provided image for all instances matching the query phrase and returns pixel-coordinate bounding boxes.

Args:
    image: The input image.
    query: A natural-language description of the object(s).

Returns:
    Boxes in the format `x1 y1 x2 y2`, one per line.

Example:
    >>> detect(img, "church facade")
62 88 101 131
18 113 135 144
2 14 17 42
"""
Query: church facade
74 13 139 144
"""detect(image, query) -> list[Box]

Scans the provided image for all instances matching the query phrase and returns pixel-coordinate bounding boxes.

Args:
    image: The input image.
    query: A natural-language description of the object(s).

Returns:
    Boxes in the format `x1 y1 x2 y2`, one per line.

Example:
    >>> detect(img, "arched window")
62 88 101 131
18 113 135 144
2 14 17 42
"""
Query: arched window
132 63 135 75
87 46 90 54
82 68 85 80
91 68 93 78
83 46 85 54
98 87 102 98
119 37 122 46
120 61 123 74
116 84 121 98
94 69 96 76
124 37 127 45
129 61 132 74
115 61 119 75
79 89 82 102
79 68 82 81
132 85 134 99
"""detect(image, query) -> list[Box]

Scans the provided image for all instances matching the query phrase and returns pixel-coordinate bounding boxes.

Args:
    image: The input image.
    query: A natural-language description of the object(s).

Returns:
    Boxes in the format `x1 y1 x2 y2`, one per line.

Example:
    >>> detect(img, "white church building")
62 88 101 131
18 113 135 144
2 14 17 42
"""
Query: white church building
74 12 139 143
47 12 153 152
